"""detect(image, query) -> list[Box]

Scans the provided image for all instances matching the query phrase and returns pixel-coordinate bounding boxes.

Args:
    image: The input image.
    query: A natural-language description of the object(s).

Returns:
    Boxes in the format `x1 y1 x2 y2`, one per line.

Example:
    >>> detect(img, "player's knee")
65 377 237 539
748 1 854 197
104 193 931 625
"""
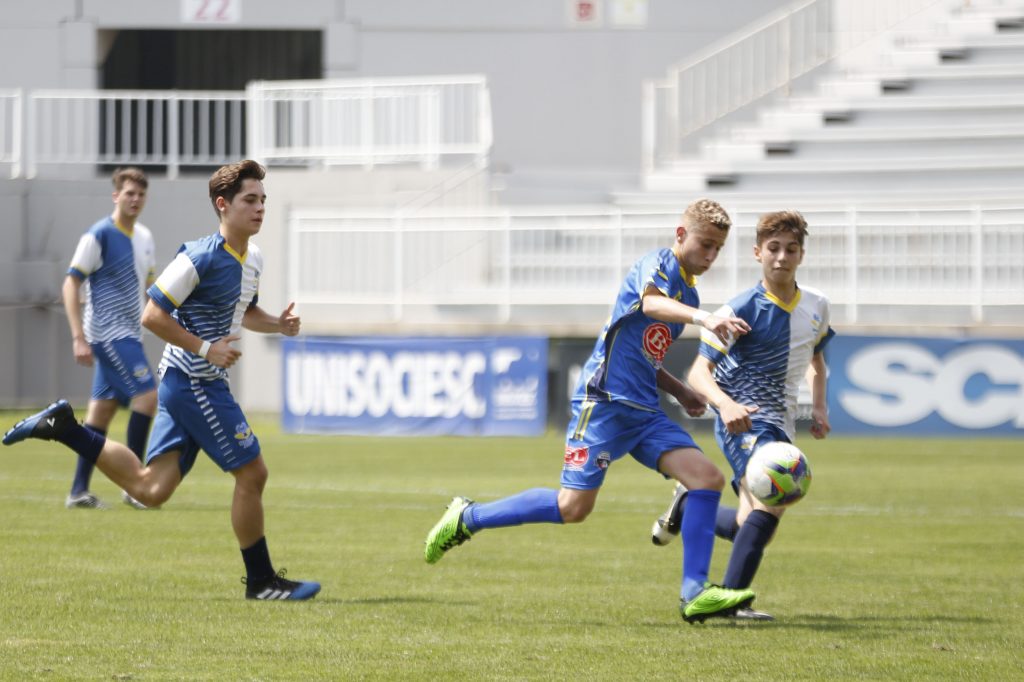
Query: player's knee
131 390 158 416
689 462 726 491
558 504 591 523
557 492 594 523
234 457 268 492
136 486 172 507
86 400 118 429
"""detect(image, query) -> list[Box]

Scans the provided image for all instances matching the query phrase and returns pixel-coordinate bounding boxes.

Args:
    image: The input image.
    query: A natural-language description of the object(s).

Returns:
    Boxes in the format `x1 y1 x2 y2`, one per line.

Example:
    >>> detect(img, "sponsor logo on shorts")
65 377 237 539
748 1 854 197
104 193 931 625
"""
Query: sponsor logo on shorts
234 422 256 449
641 322 673 365
563 445 589 471
596 451 611 470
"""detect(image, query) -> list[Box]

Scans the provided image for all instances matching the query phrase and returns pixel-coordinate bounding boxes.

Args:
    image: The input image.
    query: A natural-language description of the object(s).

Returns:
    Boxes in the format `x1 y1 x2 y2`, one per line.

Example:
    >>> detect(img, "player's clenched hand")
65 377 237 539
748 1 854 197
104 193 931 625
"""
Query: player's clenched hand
678 384 708 418
809 406 831 440
72 337 94 367
278 302 301 337
701 314 751 346
720 398 758 434
207 335 242 368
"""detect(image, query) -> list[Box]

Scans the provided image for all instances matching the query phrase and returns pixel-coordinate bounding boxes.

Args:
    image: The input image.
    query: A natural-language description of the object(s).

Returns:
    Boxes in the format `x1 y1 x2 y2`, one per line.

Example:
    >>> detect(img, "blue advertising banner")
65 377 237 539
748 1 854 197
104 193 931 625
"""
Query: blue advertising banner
282 336 548 436
828 335 1024 435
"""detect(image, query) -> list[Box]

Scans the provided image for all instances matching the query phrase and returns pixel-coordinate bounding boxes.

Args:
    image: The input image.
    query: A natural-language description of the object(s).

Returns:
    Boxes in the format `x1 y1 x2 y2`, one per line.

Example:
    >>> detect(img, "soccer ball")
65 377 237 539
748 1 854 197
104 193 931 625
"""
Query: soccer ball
744 441 812 507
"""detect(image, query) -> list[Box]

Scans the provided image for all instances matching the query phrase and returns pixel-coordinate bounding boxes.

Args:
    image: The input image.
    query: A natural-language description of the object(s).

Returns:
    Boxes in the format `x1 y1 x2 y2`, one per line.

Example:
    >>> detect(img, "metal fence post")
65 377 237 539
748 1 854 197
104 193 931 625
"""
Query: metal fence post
168 93 179 179
971 206 984 324
847 207 858 324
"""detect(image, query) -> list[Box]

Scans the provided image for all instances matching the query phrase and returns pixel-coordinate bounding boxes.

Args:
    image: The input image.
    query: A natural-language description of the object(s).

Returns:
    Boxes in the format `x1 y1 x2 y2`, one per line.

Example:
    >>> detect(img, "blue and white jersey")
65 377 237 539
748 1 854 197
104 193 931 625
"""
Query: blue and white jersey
572 248 699 412
148 233 261 381
68 218 156 343
699 282 835 440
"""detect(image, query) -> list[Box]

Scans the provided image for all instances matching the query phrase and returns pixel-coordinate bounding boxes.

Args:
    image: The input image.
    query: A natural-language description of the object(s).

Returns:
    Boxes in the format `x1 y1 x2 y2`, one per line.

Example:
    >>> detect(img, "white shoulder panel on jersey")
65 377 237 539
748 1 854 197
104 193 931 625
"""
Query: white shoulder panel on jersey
69 232 102 276
154 252 200 308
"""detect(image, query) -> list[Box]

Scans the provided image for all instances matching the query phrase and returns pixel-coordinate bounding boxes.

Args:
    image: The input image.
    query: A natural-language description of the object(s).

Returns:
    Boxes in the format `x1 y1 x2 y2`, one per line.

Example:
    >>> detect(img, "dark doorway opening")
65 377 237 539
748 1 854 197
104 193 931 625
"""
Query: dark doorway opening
97 29 322 174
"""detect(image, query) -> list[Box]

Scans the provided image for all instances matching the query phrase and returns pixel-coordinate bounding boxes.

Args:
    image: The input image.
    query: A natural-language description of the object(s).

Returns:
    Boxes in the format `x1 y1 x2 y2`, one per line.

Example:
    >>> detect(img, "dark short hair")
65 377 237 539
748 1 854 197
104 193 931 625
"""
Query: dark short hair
208 159 266 217
756 210 808 247
111 167 148 191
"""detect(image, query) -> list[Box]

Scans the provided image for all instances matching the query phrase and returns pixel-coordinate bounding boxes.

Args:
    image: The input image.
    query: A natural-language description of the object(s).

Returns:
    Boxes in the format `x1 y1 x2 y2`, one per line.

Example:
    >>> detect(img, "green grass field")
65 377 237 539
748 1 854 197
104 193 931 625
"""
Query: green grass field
1 411 1021 681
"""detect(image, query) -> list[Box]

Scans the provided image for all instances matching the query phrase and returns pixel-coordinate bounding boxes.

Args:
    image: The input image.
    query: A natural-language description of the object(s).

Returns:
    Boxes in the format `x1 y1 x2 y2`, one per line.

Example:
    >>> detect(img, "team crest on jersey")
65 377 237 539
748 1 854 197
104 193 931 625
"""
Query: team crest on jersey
563 445 589 471
641 322 673 365
132 364 151 381
234 422 255 448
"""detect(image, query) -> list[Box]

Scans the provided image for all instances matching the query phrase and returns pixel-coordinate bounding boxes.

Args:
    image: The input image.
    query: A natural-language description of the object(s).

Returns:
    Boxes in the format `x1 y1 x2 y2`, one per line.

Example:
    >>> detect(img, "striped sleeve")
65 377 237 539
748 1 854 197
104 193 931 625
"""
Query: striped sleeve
698 304 738 364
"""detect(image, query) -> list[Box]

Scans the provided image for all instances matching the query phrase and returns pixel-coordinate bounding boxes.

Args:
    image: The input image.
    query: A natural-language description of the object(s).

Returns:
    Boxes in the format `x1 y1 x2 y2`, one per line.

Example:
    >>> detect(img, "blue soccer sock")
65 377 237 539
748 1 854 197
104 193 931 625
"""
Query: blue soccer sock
464 488 564 533
57 422 106 467
70 425 106 495
126 411 153 463
722 510 779 590
716 505 739 541
680 488 722 601
241 536 275 586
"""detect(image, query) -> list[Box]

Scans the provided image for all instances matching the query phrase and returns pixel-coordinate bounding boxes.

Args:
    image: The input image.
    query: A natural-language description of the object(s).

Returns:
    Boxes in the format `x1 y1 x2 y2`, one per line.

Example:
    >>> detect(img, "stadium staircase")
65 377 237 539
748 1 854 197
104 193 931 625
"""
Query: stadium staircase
625 0 1024 207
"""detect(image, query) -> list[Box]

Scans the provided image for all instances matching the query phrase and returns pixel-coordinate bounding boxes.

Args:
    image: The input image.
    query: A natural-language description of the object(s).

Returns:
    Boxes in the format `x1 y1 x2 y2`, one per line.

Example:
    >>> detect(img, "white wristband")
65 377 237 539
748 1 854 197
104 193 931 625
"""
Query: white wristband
692 309 710 326
198 340 212 359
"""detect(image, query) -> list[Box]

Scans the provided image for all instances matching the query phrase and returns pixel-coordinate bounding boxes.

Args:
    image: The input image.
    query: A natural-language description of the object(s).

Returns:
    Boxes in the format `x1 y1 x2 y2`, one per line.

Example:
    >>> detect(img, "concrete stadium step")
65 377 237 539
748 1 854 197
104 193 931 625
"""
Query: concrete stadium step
730 122 1024 144
648 152 1024 193
615 186 1024 211
713 122 1024 161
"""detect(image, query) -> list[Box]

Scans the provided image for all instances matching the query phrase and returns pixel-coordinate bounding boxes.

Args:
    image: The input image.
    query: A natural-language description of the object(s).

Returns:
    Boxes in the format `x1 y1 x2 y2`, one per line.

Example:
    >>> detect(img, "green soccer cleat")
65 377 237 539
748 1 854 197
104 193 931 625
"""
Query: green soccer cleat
424 496 474 564
679 584 756 624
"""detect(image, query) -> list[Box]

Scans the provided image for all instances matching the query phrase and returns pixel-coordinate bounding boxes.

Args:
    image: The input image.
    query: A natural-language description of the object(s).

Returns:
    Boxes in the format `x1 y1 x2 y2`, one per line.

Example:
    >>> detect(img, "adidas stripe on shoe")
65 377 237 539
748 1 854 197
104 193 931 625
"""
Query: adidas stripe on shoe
243 569 321 601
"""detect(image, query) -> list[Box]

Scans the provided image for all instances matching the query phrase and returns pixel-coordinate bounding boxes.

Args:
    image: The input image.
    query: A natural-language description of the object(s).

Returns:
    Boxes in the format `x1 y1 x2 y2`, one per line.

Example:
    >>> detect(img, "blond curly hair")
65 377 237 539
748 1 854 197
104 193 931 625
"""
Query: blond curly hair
681 198 731 232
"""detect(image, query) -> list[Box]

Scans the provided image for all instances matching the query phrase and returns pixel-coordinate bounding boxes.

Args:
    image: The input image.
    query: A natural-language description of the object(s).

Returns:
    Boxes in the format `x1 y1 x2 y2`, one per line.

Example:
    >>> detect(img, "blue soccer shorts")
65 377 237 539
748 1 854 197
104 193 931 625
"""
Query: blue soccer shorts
714 418 791 493
560 399 701 490
90 337 157 405
147 367 261 477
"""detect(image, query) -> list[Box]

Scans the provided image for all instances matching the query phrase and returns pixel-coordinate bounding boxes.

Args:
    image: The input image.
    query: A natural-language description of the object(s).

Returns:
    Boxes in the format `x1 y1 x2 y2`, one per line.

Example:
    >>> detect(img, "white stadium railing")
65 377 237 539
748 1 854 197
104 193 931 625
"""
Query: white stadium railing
643 0 959 170
11 76 491 178
246 76 492 170
288 205 1024 329
0 89 21 178
27 89 246 178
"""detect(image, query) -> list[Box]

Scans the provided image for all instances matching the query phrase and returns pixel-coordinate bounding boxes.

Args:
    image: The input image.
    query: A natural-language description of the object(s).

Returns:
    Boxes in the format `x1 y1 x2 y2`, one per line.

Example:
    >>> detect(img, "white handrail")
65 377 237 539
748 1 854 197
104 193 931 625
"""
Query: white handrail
246 75 491 170
644 0 959 167
0 89 22 178
28 89 246 178
287 203 1024 328
15 76 492 177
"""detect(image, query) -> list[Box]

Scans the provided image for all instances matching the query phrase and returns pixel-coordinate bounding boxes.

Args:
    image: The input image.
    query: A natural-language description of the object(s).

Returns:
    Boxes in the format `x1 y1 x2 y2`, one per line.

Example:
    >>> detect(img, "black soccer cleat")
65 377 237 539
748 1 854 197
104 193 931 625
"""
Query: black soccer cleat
243 569 321 601
651 483 688 546
3 400 76 446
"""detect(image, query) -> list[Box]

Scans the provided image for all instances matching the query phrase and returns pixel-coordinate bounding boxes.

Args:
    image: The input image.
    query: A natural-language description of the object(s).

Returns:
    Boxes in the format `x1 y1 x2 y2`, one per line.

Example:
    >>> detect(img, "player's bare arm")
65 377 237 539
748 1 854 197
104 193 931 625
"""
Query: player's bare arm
142 299 241 368
241 302 301 336
641 285 750 344
687 355 758 433
806 352 831 439
657 369 707 417
61 275 93 367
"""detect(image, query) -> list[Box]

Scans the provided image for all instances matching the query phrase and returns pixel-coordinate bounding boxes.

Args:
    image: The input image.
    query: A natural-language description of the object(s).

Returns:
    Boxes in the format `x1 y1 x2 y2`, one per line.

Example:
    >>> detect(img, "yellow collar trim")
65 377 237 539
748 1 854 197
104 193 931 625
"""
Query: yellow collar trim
679 265 696 288
113 219 133 238
764 287 801 313
223 242 247 264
